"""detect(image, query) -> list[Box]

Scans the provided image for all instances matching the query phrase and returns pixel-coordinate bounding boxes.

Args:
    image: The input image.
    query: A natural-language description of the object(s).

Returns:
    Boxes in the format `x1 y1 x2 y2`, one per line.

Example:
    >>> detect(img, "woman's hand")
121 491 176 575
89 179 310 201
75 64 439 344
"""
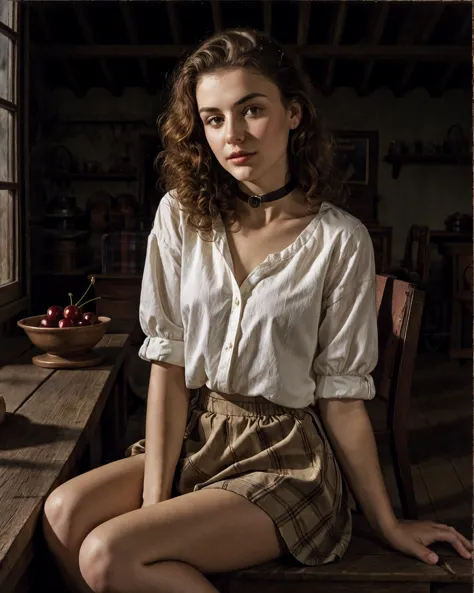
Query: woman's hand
382 520 473 564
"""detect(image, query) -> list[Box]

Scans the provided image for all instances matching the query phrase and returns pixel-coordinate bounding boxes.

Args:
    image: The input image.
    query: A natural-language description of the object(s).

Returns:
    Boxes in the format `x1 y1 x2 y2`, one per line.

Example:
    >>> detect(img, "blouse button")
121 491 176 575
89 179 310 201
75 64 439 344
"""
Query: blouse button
234 297 240 306
225 342 233 350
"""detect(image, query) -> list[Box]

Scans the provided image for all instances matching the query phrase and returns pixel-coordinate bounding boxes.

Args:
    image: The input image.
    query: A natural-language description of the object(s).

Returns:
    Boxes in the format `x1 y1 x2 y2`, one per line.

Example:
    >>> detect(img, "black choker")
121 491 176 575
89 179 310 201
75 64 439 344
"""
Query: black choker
238 178 297 209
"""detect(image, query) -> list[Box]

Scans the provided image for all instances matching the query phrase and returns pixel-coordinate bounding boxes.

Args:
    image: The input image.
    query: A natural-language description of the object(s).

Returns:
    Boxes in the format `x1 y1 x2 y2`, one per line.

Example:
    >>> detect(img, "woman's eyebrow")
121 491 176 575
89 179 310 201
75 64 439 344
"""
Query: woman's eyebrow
199 92 267 114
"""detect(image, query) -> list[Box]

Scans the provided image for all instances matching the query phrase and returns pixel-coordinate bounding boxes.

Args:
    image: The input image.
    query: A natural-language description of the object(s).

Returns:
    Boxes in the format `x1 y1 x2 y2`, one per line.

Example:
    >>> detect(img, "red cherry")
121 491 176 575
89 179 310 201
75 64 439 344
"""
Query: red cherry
40 317 57 328
76 319 91 326
63 305 82 321
58 318 75 328
82 312 98 325
46 305 64 323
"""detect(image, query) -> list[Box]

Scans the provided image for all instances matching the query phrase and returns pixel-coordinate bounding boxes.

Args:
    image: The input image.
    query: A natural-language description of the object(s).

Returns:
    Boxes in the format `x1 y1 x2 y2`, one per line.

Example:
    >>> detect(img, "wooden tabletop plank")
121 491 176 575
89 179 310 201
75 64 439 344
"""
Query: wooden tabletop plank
0 333 129 590
0 357 54 413
0 335 129 496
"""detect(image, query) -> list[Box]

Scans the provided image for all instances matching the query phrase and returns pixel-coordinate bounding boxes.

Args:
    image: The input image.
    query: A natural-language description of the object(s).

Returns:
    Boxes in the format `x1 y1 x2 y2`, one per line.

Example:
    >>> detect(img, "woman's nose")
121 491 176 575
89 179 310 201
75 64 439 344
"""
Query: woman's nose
226 119 245 144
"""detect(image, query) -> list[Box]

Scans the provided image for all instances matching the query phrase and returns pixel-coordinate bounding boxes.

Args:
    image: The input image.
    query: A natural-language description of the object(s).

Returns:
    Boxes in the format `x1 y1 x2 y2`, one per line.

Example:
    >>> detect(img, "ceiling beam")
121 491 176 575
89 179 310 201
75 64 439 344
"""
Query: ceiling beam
358 2 390 96
397 4 445 95
295 1 311 71
297 1 311 45
263 0 272 36
37 43 471 61
211 0 222 33
72 3 121 96
435 12 471 96
322 2 348 94
166 1 182 45
35 6 84 96
119 2 152 92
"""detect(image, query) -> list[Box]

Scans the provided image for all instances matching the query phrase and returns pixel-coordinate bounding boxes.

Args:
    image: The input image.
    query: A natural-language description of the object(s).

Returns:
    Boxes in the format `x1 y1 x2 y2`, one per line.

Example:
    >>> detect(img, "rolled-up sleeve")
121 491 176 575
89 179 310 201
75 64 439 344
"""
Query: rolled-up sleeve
138 193 185 367
313 224 378 401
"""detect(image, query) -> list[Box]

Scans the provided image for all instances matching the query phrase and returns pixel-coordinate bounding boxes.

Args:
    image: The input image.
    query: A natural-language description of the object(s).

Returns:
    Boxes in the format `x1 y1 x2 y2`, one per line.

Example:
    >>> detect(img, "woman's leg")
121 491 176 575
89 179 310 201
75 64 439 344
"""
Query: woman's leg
42 453 145 593
78 487 286 593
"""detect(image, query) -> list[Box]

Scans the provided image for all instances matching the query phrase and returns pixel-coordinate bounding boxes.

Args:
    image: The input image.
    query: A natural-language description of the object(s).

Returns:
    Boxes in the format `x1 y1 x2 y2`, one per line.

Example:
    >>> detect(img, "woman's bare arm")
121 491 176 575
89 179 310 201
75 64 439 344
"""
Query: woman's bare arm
143 361 191 505
317 398 397 536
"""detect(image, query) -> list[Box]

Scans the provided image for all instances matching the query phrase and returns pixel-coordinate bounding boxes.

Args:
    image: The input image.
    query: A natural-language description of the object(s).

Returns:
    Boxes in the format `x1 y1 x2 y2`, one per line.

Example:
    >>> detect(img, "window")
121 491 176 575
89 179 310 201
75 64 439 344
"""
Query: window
0 1 23 313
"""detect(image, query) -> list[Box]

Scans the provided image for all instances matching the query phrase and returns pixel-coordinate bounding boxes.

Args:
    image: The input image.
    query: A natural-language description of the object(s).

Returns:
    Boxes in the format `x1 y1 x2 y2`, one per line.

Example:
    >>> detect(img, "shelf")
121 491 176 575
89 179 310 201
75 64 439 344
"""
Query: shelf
384 154 471 179
52 172 137 181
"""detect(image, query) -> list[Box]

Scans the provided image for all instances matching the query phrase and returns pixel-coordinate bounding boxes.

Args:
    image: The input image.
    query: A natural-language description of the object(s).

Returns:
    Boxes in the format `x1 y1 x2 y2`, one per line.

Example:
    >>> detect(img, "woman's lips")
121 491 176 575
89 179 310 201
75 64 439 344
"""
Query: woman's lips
228 153 256 165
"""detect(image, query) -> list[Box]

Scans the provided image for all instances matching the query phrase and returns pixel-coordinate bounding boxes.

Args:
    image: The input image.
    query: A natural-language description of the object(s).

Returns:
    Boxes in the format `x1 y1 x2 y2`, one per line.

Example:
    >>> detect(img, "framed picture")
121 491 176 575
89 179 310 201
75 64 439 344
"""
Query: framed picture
334 131 378 191
334 130 379 223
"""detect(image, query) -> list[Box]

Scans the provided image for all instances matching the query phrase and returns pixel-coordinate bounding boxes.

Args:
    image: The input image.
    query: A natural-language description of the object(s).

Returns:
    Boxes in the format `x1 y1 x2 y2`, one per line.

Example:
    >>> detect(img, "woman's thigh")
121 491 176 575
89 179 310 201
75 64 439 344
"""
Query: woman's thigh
43 453 145 553
79 487 286 576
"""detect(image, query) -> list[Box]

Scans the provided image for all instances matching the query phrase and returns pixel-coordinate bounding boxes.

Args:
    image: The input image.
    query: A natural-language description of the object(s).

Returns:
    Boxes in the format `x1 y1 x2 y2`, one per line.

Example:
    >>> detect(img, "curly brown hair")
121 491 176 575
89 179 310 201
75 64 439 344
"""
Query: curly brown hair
157 28 346 238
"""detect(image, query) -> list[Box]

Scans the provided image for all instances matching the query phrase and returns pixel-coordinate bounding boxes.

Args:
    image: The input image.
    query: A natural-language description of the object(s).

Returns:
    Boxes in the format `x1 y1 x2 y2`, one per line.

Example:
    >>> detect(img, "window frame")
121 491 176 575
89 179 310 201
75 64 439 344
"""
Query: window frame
0 3 29 322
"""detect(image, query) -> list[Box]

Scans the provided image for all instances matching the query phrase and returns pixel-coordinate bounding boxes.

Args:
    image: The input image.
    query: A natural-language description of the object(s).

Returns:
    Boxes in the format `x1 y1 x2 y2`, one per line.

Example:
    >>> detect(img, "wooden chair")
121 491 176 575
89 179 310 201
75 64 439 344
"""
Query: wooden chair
367 274 425 520
390 225 431 285
207 278 443 591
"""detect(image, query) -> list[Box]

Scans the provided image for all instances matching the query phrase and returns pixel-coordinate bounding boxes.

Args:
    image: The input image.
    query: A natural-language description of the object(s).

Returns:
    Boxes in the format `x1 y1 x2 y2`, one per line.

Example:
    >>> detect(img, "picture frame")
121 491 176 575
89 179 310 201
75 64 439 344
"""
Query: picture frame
334 130 378 192
334 130 379 223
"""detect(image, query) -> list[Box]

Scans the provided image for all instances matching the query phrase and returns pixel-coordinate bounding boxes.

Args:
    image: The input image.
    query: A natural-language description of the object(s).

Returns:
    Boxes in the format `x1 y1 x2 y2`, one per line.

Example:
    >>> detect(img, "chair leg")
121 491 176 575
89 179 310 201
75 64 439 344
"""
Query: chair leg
390 426 418 520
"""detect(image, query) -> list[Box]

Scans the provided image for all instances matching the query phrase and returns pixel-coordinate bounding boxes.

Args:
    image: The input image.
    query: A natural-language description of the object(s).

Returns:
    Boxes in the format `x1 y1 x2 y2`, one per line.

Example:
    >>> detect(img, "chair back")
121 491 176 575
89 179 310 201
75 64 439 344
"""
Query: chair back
373 275 425 429
401 225 431 284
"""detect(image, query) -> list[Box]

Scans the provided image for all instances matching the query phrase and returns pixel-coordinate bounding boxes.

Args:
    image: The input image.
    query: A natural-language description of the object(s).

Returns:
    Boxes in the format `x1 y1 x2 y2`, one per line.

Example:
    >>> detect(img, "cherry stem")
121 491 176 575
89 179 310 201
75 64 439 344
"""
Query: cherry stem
78 296 101 309
75 281 94 307
68 292 73 305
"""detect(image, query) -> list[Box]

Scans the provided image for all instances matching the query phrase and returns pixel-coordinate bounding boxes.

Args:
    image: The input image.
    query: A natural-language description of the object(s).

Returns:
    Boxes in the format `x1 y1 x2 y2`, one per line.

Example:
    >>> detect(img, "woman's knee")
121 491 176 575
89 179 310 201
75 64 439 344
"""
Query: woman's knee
78 529 131 593
43 483 89 553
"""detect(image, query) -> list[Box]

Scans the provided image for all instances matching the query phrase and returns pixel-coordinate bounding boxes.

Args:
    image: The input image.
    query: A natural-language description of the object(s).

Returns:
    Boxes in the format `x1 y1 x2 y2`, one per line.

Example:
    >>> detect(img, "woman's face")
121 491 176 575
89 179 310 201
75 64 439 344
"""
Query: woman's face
196 68 301 191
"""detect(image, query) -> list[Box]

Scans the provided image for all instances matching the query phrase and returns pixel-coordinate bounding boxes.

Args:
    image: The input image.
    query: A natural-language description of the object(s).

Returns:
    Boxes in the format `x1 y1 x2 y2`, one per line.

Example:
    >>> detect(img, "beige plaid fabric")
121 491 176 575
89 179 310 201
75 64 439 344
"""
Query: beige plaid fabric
127 387 352 566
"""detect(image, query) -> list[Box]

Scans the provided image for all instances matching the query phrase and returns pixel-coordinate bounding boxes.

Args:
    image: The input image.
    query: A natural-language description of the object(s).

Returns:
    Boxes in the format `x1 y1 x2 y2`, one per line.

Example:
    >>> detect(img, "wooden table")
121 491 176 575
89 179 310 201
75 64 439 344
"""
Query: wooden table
0 333 130 593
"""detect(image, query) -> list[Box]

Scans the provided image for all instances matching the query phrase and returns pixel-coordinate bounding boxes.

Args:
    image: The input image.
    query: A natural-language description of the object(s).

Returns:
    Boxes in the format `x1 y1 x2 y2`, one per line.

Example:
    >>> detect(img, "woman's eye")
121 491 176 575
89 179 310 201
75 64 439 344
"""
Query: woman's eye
206 116 223 127
244 106 262 117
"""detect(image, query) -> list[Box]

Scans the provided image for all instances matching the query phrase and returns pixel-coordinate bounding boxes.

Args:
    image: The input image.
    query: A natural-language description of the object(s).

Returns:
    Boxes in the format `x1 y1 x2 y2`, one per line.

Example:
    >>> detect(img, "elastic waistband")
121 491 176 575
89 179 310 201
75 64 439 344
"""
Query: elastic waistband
194 385 308 418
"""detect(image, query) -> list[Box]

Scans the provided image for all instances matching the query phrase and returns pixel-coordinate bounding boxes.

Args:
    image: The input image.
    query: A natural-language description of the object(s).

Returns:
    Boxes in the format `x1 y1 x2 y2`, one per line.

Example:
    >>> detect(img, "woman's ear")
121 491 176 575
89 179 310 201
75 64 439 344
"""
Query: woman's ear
288 101 302 130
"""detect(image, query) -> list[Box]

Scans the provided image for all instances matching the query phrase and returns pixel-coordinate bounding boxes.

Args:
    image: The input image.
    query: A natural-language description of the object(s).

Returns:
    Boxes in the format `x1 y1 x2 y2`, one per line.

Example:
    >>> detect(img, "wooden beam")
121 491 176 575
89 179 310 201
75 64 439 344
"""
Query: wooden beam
0 181 19 190
35 6 84 97
119 2 152 91
0 97 17 112
295 1 311 71
323 1 348 94
297 1 311 46
397 4 445 95
435 13 471 96
166 1 182 44
263 0 272 37
72 3 121 96
37 43 471 61
0 20 18 41
210 1 222 33
434 63 459 96
359 2 390 95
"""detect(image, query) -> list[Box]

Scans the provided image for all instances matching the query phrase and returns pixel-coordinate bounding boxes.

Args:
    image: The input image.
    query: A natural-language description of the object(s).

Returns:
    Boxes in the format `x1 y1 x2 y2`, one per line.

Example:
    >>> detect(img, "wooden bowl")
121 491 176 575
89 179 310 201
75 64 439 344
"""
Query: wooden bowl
17 315 111 369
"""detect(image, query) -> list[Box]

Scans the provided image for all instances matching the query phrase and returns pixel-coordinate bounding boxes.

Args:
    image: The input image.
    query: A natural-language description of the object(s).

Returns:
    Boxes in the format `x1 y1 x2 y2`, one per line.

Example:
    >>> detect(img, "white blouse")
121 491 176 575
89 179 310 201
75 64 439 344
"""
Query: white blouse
139 191 378 409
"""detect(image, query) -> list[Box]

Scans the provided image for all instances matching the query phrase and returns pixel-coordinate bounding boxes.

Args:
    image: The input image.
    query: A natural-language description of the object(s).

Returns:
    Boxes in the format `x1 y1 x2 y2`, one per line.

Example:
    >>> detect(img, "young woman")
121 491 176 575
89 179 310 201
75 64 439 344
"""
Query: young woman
43 28 472 593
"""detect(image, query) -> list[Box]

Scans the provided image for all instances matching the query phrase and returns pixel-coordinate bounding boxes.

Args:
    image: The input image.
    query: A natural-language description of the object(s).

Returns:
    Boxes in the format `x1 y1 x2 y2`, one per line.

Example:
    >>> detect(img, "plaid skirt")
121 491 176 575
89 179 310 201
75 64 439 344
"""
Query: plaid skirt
126 386 352 566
